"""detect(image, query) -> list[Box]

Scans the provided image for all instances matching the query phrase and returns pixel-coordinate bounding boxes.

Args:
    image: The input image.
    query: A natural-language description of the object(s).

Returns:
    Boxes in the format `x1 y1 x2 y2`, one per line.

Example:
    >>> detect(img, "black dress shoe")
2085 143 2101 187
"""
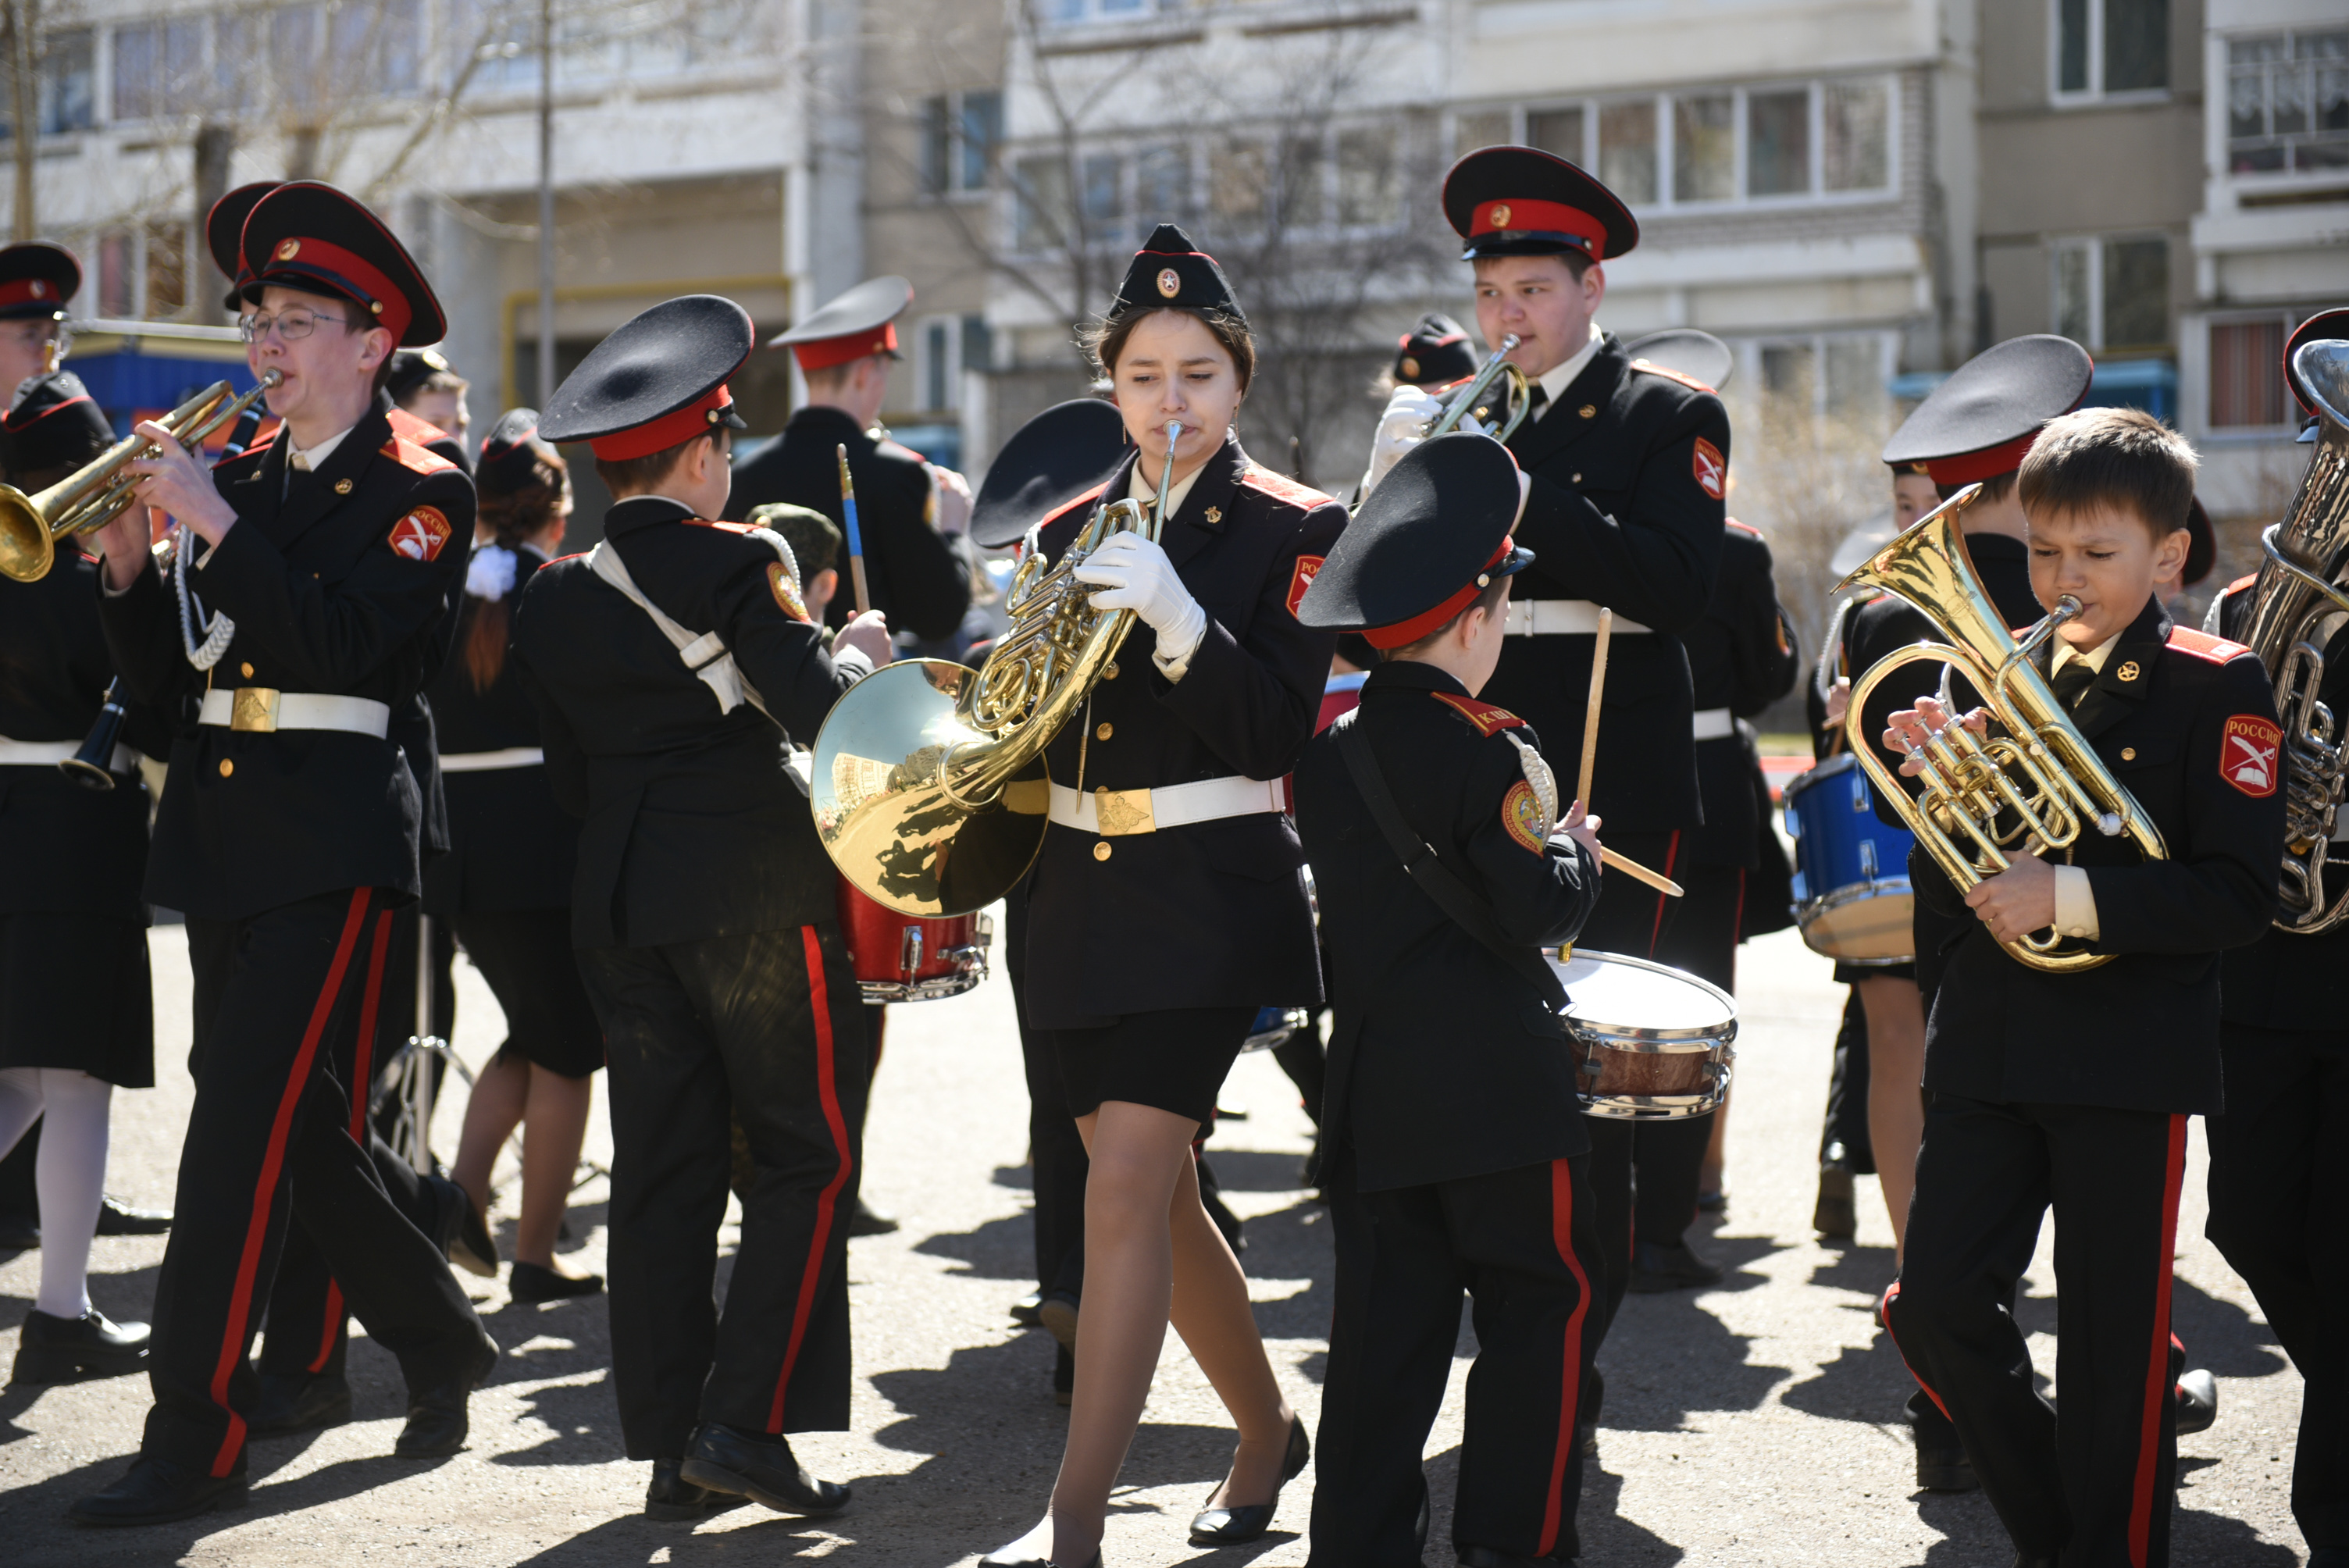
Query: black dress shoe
1814 1161 1857 1241
12 1308 150 1382
679 1420 849 1515
246 1369 353 1438
1907 1389 1977 1491
1010 1290 1046 1328
1696 1187 1727 1213
2174 1368 2218 1435
1189 1413 1310 1545
510 1260 604 1303
1627 1240 1724 1292
1052 1342 1074 1407
1036 1289 1080 1352
848 1196 900 1236
446 1187 499 1279
70 1453 247 1526
394 1329 497 1459
1458 1546 1580 1566
644 1456 750 1522
94 1196 172 1235
0 1210 37 1250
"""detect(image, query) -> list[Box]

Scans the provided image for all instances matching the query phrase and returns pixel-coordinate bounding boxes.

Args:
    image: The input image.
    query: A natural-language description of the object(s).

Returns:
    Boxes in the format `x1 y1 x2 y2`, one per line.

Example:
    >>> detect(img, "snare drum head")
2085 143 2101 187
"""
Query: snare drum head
1547 950 1736 1038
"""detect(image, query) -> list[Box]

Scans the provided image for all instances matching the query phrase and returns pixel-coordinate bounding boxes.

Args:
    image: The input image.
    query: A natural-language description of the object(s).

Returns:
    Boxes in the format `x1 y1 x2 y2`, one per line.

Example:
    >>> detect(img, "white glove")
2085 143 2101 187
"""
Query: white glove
1360 385 1446 497
1074 531 1207 675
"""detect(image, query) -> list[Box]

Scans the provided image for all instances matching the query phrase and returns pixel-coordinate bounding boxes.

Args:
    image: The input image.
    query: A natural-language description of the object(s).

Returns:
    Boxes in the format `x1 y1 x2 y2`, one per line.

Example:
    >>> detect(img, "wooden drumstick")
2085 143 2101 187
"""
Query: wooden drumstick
1574 607 1682 898
1601 845 1683 898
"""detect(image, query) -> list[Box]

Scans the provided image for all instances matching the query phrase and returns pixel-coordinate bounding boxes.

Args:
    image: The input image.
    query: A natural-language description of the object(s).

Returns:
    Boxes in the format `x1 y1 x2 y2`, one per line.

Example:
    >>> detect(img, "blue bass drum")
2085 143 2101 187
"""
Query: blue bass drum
1783 751 1916 964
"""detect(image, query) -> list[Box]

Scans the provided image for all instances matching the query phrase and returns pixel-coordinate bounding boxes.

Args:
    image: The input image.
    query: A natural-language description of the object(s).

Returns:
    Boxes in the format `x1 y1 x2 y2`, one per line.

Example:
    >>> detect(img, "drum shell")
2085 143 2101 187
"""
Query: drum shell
1549 949 1737 1121
834 879 994 1002
1783 751 1916 964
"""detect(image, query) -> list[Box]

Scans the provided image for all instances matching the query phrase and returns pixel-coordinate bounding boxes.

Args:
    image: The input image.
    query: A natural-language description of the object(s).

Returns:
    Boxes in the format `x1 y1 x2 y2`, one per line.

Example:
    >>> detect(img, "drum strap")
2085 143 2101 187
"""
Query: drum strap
1335 713 1567 1011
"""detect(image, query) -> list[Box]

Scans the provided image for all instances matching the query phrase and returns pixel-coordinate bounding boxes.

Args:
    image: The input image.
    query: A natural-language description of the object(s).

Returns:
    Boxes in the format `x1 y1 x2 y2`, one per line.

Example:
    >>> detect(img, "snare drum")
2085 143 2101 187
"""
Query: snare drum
1781 750 1916 964
834 880 994 1002
1549 950 1736 1121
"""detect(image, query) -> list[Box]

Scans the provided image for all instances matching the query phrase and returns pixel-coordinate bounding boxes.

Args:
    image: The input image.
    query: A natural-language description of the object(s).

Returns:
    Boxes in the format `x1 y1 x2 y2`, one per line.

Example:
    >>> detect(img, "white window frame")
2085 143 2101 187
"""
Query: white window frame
1735 332 1901 421
916 315 962 415
2049 233 2172 352
921 87 1002 200
1037 0 1158 25
2049 0 2173 108
2215 28 2349 186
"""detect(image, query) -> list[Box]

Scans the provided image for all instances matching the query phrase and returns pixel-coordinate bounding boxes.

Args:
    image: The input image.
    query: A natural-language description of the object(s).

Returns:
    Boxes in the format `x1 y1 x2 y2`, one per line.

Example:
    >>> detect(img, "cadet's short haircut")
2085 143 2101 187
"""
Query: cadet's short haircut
2018 406 2198 542
594 428 728 497
747 502 841 577
1937 472 2017 507
1381 575 1511 661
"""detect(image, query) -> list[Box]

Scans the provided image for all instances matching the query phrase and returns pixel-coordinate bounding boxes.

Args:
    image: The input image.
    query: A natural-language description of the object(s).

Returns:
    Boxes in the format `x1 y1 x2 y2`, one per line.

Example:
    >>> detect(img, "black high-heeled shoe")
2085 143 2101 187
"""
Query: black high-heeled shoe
1187 1413 1310 1545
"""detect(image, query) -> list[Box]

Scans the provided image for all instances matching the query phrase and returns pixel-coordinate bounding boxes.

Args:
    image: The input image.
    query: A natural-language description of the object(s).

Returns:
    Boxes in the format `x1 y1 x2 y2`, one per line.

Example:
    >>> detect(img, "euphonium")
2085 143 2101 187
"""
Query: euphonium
1837 485 2166 972
808 422 1182 918
0 370 281 583
2233 336 2349 932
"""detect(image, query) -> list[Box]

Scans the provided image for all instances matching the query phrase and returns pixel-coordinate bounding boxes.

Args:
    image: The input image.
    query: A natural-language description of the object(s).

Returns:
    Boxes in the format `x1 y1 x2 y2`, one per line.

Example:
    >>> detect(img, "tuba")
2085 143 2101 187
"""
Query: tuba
809 422 1181 918
0 371 281 583
2234 336 2349 932
1837 485 2166 972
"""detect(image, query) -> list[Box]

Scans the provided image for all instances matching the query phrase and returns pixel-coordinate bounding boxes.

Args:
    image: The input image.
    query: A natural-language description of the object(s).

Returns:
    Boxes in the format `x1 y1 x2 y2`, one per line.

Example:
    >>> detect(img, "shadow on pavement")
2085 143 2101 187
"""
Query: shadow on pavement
1592 1233 1791 1433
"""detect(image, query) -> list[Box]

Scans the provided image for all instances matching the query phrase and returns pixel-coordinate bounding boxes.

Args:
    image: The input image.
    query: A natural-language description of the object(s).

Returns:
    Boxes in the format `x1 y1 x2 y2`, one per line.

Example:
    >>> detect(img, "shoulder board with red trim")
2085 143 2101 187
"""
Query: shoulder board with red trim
380 434 456 476
387 407 451 447
2222 572 2256 597
1039 482 1110 532
2166 625 2255 665
1726 518 1761 538
1631 358 1715 394
1240 465 1335 510
875 438 927 465
544 551 590 568
241 427 279 455
701 519 754 535
1431 691 1526 736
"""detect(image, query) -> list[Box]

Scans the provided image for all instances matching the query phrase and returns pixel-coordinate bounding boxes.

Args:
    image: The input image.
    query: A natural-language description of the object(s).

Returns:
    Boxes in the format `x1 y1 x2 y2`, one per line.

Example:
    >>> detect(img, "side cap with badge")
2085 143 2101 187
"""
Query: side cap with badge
1298 433 1532 649
1393 312 1478 389
540 294 754 462
769 275 914 373
1882 334 2094 486
970 397 1128 547
1107 224 1246 330
239 180 447 347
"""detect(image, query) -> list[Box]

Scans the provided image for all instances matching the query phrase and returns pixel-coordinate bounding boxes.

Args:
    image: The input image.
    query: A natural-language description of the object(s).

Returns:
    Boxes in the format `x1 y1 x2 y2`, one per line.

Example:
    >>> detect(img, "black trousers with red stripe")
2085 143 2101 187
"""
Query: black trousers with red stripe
148 889 483 1476
2206 1022 2349 1552
256 903 446 1382
1308 1142 1602 1567
578 920 867 1461
1885 1093 2186 1567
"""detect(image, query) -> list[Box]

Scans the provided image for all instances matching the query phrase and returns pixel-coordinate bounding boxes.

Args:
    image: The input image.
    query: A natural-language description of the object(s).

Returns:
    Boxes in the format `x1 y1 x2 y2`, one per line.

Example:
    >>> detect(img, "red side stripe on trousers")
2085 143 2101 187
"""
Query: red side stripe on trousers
1537 1157 1595 1557
767 925 855 1433
209 888 373 1476
2128 1114 2188 1568
1645 830 1683 957
308 910 395 1374
1879 1281 1955 1420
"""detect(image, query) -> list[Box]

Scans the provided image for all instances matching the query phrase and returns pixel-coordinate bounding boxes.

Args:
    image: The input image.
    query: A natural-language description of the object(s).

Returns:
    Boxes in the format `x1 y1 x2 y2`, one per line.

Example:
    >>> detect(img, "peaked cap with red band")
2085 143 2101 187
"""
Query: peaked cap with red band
1394 312 1478 388
1882 333 2093 487
1108 223 1246 330
970 397 1127 548
769 275 912 372
2 370 113 478
205 180 280 312
0 241 77 322
2286 308 2347 421
238 180 446 347
1297 432 1532 648
538 294 753 463
1442 145 1638 263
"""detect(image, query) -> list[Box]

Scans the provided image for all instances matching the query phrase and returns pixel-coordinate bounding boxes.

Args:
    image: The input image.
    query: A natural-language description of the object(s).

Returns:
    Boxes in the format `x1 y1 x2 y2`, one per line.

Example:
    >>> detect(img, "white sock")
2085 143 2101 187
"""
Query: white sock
30 1069 112 1320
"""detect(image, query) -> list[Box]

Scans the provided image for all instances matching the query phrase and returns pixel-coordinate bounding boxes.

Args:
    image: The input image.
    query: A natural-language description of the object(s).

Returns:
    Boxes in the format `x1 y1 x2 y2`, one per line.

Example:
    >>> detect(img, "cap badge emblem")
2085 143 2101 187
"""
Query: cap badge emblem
1399 356 1419 379
276 240 301 261
2118 661 2140 682
1488 202 1512 228
27 280 44 298
1156 268 1181 298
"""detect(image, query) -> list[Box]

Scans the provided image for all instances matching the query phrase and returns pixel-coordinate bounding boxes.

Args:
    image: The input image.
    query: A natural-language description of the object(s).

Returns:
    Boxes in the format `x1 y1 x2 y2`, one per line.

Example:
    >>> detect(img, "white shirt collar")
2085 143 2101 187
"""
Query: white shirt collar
1128 458 1207 520
2052 636 2116 675
1535 322 1607 416
284 422 357 472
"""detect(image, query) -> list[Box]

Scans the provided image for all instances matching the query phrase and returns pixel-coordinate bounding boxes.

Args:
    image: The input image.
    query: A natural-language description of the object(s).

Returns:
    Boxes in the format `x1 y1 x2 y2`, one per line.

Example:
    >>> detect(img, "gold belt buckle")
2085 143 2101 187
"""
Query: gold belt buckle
230 687 282 732
1094 786 1156 836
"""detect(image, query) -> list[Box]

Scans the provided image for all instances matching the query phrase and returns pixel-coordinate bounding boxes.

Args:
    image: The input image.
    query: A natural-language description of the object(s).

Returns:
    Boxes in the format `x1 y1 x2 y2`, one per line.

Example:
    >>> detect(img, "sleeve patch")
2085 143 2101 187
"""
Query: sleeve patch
1432 690 1526 736
2167 625 2255 665
1692 437 1727 501
1288 554 1324 617
1502 780 1547 853
768 561 809 622
388 505 453 562
2222 714 2282 797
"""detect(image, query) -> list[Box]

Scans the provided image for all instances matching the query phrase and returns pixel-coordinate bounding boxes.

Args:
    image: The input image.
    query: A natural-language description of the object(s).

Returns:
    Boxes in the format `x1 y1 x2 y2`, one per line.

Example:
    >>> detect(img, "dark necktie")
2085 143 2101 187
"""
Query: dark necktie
1524 383 1549 421
2050 657 2095 711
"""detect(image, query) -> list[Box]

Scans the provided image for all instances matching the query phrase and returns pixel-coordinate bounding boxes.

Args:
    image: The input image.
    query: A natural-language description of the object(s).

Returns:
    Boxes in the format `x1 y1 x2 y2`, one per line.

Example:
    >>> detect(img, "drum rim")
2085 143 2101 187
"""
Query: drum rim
1549 947 1738 1046
1782 750 1859 799
1794 878 1917 965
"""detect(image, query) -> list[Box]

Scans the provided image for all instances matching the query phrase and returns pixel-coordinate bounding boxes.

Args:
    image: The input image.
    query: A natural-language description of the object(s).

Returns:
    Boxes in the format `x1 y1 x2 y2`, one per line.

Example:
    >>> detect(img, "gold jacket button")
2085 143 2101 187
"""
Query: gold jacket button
2120 747 2136 761
1579 404 1597 419
334 478 353 494
1093 841 1112 861
1571 472 1582 483
241 661 255 678
1095 722 1113 740
218 758 233 778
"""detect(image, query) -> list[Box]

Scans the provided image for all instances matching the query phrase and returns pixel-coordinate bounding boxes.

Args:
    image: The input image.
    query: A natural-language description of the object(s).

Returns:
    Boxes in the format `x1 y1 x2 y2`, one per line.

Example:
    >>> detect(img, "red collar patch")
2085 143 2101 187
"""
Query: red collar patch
1432 691 1524 736
2166 625 2254 665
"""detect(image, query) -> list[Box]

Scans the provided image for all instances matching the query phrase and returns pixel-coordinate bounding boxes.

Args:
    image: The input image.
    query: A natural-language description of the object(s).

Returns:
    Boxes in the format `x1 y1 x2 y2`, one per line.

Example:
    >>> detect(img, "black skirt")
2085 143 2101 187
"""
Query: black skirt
0 911 154 1088
1042 1006 1256 1126
452 907 605 1079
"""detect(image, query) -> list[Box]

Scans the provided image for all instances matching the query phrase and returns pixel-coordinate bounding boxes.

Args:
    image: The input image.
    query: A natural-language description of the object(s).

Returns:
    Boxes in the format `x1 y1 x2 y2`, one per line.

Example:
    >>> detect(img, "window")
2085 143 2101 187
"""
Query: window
920 88 1000 195
98 231 135 317
1747 89 1809 197
1039 0 1152 20
2052 236 2170 351
961 315 992 376
1823 80 1891 190
1278 136 1324 226
1525 107 1585 165
1454 109 1511 157
1014 155 1071 253
272 4 322 112
924 320 952 412
1674 94 1734 201
1335 127 1399 227
1081 151 1124 228
146 222 187 316
2208 317 2290 428
6 27 99 136
112 18 204 120
1599 100 1658 204
1134 144 1189 237
1210 139 1268 228
1750 333 1893 421
2055 0 2169 100
2227 31 2349 176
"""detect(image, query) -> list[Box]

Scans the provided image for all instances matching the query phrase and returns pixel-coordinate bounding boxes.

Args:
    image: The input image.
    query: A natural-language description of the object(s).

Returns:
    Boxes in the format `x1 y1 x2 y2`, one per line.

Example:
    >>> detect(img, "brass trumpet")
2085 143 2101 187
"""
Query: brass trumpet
808 422 1181 918
0 370 281 583
1424 333 1534 444
1838 484 2165 972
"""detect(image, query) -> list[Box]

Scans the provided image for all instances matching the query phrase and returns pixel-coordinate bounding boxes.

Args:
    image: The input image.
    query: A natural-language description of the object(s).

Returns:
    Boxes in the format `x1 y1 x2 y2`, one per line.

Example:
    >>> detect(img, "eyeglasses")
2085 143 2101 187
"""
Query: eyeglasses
239 308 351 344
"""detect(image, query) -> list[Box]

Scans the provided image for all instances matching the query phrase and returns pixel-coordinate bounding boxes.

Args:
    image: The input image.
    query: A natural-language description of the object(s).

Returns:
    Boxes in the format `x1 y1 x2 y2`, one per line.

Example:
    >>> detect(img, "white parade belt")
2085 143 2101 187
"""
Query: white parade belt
1505 600 1653 636
0 735 134 770
1047 775 1285 837
198 688 390 738
439 747 546 772
1692 707 1734 740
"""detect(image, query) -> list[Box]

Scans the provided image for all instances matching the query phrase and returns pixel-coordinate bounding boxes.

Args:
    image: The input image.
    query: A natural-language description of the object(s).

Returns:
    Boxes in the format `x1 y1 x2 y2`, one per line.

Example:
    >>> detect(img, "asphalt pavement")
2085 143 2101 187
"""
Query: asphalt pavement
0 921 2315 1566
